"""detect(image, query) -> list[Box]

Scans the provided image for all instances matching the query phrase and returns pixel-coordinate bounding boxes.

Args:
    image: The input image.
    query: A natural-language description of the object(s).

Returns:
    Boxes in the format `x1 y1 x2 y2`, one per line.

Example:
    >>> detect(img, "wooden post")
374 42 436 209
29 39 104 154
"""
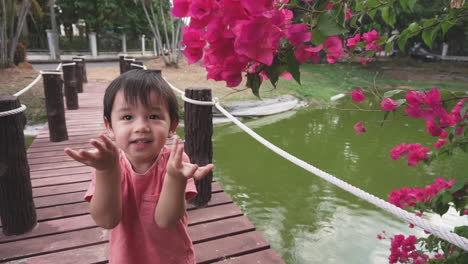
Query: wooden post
62 63 79 110
130 61 144 70
124 57 134 73
119 55 126 74
0 96 37 235
42 72 68 142
72 57 87 83
73 59 84 93
184 88 213 207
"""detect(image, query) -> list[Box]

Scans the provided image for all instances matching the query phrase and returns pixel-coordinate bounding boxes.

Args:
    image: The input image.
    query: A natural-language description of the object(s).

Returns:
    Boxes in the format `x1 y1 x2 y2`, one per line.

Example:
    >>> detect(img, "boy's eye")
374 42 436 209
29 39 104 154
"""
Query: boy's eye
149 114 160 120
123 115 132 120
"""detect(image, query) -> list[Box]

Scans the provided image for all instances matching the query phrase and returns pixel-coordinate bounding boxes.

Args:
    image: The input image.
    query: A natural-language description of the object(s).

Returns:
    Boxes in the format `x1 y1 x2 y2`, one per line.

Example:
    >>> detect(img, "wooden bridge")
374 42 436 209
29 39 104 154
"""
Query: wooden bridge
0 82 285 263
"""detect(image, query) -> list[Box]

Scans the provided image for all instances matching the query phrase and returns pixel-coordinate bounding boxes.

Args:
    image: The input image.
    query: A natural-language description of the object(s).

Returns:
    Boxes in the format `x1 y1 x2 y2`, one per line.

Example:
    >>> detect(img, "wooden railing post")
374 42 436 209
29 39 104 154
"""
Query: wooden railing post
42 72 68 142
73 59 84 93
0 95 37 235
130 61 144 70
184 88 213 207
72 57 87 83
119 55 126 74
62 63 79 110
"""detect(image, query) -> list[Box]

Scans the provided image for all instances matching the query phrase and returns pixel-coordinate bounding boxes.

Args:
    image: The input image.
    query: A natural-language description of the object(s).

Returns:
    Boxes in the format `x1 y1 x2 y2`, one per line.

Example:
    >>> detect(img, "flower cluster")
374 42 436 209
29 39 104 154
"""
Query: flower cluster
389 143 430 166
388 234 429 264
388 177 456 209
173 0 326 87
346 30 383 65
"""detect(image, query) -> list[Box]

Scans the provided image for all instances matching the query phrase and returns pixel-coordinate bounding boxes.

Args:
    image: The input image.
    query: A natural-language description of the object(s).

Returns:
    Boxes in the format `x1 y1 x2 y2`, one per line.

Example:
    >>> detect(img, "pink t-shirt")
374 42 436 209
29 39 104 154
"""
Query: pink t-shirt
84 146 198 264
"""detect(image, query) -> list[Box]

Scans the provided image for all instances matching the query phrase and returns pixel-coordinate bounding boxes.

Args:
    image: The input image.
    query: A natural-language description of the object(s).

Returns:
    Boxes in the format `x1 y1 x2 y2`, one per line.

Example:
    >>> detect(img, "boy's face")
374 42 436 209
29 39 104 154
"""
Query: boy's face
105 90 178 172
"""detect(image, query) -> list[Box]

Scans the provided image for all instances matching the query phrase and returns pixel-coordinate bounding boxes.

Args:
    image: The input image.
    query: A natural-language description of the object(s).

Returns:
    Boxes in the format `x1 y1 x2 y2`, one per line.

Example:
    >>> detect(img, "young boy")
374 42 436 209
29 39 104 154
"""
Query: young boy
64 69 214 263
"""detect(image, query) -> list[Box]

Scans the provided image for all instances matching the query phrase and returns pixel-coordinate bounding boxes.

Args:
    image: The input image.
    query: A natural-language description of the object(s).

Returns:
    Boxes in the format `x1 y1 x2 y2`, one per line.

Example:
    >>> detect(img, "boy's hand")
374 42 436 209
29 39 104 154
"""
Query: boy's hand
64 134 119 172
166 137 214 182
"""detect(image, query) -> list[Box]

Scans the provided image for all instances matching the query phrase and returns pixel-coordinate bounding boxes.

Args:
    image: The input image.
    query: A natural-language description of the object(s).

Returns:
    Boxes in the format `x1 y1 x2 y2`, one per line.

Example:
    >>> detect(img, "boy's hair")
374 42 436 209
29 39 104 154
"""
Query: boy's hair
103 69 179 127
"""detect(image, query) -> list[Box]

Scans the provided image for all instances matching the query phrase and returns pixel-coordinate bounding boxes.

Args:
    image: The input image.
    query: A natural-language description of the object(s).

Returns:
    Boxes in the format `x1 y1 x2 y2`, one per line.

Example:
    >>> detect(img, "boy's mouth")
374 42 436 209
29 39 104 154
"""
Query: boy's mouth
131 139 152 144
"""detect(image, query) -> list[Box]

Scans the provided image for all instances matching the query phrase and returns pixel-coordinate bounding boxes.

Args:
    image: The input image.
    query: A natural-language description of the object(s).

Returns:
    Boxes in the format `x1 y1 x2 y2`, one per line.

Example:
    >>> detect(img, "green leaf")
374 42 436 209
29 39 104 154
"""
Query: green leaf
408 0 417 11
399 0 408 9
395 99 406 106
381 6 396 28
449 180 465 193
431 190 451 216
285 50 301 85
381 111 390 127
246 73 262 98
383 89 404 98
311 29 327 46
441 21 454 36
397 30 410 51
422 25 440 49
317 12 348 36
454 226 468 239
263 58 287 89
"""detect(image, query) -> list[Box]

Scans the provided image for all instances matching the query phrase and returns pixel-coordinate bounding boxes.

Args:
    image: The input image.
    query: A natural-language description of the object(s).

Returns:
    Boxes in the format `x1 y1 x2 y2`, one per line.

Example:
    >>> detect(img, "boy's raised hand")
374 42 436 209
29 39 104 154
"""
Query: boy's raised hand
167 137 214 181
64 134 119 172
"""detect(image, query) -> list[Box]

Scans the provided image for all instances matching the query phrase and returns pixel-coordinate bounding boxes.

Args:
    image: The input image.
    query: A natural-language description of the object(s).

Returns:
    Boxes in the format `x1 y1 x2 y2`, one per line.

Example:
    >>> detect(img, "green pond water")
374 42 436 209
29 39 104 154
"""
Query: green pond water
210 99 468 264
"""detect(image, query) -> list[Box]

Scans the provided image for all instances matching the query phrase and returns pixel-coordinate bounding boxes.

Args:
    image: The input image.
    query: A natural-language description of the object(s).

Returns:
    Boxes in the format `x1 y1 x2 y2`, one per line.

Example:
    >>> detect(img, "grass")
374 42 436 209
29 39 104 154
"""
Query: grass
269 57 468 103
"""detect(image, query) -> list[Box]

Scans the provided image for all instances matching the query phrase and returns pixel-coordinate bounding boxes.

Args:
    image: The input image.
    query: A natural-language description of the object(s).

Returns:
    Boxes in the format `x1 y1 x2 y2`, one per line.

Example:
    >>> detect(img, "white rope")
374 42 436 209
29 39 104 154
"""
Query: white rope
13 74 42 97
13 63 62 97
214 102 468 251
40 71 62 75
130 63 146 70
62 62 76 67
0 104 26 118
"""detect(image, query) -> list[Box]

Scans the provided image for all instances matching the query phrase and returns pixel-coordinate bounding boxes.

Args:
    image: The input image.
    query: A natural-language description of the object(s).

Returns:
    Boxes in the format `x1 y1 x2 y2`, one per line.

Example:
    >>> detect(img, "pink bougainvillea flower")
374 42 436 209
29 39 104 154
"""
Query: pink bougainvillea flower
406 144 429 166
390 143 408 160
362 30 381 43
426 120 443 137
424 87 441 107
455 125 464 135
346 34 361 48
280 72 293 80
381 98 398 111
350 87 365 102
294 44 322 63
345 7 353 21
190 0 215 20
464 209 468 215
240 0 273 16
406 91 424 107
172 0 192 17
353 121 367 135
405 106 423 119
287 24 311 47
325 2 334 10
325 36 344 63
434 139 446 148
439 113 457 128
234 17 276 65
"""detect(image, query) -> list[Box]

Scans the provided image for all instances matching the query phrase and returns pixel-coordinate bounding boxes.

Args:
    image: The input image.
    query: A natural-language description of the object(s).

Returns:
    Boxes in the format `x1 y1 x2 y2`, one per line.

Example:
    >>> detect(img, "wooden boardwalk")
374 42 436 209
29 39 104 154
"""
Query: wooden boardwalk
0 83 285 263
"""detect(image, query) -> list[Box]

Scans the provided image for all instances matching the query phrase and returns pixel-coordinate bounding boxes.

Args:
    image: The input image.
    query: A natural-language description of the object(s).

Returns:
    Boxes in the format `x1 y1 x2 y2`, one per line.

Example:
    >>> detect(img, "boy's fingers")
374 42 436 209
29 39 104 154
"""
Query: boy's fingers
174 139 184 166
100 134 115 151
90 139 106 153
193 164 214 180
64 148 88 164
79 149 98 161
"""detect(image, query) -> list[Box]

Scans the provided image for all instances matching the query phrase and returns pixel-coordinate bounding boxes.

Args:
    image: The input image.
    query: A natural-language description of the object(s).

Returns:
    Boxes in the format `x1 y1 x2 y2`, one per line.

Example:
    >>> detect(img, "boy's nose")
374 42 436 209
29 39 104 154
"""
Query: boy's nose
134 119 150 133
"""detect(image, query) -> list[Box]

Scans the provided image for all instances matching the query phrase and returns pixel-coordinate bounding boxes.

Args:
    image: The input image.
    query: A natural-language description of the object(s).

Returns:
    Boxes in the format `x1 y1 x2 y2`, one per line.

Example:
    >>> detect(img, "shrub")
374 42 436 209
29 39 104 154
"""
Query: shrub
14 42 27 65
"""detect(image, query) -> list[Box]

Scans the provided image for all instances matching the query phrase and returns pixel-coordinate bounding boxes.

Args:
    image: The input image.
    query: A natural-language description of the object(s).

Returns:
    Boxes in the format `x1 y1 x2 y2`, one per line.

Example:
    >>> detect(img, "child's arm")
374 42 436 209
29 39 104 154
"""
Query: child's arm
64 134 122 229
155 138 214 229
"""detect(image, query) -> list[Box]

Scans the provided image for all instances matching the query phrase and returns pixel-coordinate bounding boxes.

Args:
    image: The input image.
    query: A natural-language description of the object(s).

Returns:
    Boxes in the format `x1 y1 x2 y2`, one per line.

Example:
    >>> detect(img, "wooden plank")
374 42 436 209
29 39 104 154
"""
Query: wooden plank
213 249 285 263
33 181 90 197
30 166 92 179
1 216 259 264
195 231 270 264
0 192 237 243
35 192 86 208
31 173 90 188
30 161 84 172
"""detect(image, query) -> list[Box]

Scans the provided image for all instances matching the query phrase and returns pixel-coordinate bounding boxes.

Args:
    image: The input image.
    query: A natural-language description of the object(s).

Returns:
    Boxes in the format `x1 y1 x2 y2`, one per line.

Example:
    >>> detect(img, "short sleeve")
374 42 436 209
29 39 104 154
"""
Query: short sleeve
84 170 96 202
183 152 198 200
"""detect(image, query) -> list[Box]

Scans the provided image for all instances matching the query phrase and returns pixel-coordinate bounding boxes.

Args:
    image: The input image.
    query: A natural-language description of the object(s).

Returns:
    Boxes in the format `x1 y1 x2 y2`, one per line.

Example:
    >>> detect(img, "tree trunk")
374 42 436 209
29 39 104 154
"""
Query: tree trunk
48 0 60 59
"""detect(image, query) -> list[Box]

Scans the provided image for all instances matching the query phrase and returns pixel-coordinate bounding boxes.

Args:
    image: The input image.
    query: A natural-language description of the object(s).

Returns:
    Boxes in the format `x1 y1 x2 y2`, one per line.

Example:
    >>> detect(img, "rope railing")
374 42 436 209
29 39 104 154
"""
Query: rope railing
1 63 64 118
163 77 468 252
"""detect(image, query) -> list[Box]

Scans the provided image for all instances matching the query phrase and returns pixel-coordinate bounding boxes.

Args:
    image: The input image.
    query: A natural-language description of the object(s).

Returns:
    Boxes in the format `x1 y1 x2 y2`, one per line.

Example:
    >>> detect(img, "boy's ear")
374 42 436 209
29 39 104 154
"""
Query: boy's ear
168 120 179 138
104 117 115 139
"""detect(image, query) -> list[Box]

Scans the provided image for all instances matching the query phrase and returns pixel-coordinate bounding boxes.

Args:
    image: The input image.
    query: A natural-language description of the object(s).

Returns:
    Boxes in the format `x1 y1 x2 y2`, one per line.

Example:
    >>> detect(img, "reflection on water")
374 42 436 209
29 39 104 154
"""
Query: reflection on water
212 101 468 264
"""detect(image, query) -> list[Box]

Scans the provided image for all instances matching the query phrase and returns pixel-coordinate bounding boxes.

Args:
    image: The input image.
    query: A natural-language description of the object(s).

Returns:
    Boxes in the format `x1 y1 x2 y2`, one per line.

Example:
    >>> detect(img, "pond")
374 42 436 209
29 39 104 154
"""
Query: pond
210 98 468 263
